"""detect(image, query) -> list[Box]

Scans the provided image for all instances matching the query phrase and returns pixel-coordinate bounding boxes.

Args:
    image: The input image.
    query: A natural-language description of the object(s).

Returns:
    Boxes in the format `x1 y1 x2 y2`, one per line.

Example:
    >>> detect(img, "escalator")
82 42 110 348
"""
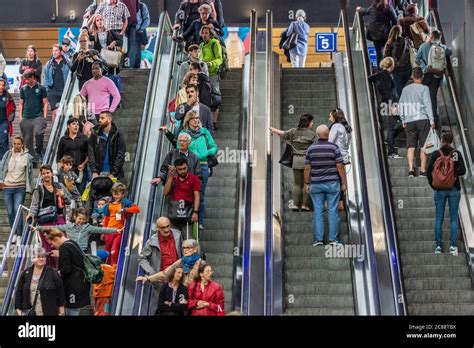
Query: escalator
112 11 251 315
200 68 243 311
280 68 354 315
350 7 474 315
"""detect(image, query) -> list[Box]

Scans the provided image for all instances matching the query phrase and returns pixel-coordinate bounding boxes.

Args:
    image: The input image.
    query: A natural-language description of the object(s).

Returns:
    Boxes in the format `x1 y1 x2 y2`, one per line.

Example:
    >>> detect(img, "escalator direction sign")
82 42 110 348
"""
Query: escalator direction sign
368 46 378 68
316 33 337 53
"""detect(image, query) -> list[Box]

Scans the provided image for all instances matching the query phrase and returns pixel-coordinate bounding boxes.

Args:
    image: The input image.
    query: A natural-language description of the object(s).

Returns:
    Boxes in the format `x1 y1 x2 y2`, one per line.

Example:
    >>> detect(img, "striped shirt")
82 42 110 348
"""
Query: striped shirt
305 139 343 184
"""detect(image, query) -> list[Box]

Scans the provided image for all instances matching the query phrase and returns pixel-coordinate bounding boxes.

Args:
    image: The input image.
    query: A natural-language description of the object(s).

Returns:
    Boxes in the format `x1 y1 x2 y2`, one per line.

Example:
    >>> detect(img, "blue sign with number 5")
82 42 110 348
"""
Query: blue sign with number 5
316 33 337 53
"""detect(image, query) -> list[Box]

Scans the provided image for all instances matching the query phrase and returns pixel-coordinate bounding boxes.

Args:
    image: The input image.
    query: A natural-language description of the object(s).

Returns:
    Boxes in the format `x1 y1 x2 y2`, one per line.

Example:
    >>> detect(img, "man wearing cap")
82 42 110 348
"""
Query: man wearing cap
19 71 49 162
61 38 75 66
44 44 70 123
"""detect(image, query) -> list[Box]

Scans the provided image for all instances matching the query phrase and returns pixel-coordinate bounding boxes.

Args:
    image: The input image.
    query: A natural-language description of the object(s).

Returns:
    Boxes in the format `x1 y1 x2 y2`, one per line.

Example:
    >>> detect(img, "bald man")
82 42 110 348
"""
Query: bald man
304 124 347 246
138 217 183 314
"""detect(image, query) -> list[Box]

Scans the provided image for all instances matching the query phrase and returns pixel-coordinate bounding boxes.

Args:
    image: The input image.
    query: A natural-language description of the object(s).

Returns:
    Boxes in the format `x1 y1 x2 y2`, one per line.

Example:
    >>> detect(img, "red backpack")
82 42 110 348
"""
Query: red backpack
432 150 456 189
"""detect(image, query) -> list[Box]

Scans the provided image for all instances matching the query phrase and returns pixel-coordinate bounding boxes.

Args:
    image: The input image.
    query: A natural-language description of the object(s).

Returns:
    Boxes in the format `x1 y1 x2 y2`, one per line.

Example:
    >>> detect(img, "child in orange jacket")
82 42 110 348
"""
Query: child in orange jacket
102 183 140 265
93 250 117 316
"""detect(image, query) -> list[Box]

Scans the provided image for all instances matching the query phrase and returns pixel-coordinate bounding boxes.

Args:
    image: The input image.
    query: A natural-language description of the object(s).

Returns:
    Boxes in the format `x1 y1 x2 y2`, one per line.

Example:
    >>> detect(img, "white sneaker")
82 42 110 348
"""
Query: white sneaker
288 200 299 211
449 246 458 256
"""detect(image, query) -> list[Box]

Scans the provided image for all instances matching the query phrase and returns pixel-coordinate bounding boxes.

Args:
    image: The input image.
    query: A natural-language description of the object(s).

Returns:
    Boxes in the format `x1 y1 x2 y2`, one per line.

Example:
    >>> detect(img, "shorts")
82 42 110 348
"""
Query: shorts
47 91 63 111
406 119 430 149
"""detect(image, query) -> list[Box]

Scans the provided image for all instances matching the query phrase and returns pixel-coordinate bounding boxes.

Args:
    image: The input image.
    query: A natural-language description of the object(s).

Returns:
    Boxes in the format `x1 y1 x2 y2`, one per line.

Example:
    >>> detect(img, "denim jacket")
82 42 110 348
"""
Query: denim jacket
44 58 70 91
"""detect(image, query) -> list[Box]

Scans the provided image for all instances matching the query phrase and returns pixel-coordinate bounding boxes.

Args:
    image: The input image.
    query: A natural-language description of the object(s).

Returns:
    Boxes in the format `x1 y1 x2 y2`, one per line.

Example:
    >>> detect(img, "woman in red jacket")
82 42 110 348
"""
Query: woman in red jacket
188 263 224 316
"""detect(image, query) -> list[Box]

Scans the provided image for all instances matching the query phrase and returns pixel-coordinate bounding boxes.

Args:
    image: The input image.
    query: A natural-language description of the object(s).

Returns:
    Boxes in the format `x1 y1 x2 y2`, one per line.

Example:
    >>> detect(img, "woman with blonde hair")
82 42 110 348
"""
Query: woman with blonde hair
368 57 403 158
70 30 104 89
88 14 123 55
180 110 218 230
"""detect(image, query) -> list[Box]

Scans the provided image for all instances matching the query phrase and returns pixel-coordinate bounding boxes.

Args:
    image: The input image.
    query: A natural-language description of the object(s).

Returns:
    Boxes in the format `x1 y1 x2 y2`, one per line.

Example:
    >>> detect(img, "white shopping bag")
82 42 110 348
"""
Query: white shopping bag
423 129 440 154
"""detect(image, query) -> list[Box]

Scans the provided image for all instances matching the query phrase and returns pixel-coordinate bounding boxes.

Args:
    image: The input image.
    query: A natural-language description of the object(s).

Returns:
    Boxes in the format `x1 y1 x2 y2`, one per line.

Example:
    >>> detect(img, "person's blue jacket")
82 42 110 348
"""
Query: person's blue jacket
287 19 310 57
44 57 70 91
137 1 150 33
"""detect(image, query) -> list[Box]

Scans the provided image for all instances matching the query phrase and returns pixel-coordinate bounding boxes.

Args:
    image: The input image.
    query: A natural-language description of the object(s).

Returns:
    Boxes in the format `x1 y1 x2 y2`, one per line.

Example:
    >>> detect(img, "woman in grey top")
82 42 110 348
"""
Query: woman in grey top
270 114 316 211
328 108 352 165
328 108 352 210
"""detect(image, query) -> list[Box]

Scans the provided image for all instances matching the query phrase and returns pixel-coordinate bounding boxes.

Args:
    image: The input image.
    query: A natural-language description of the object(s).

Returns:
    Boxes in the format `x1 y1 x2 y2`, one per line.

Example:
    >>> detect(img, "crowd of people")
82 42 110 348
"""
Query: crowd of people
363 0 465 254
1 0 466 318
0 0 228 316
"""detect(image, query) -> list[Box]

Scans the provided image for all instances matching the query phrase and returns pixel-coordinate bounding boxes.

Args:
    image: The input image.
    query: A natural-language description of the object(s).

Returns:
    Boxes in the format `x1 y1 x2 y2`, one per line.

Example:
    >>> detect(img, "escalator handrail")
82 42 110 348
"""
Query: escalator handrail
353 10 407 315
110 10 173 315
339 5 383 315
264 9 275 316
427 8 474 283
239 9 257 315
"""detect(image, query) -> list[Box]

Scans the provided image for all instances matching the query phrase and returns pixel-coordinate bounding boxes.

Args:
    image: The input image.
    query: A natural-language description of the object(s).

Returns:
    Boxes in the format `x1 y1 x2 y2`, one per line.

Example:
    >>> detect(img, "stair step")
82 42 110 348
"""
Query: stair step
407 303 474 315
284 307 354 315
403 264 469 278
285 294 354 308
404 277 473 291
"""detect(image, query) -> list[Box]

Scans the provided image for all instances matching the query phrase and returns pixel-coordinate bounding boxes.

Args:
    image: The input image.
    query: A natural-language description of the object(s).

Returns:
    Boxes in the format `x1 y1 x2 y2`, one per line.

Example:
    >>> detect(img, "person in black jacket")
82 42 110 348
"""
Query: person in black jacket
15 247 66 316
19 45 42 88
88 111 127 179
71 30 105 89
88 13 123 75
151 133 201 185
383 24 412 97
45 229 91 316
357 0 398 67
368 57 403 158
182 4 224 47
56 118 89 194
426 131 466 255
173 0 214 33
157 266 189 316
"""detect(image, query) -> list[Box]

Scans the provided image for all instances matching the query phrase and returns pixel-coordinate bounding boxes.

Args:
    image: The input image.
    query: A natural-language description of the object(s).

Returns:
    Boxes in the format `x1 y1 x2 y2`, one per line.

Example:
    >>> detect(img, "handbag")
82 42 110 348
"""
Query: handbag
279 143 294 168
100 48 122 69
168 200 194 222
282 22 298 50
37 206 57 224
210 86 222 109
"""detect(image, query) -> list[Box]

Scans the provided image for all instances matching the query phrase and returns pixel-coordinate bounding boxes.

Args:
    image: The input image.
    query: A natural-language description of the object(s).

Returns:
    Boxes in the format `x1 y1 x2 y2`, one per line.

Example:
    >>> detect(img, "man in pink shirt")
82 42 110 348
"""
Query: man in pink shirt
80 62 121 123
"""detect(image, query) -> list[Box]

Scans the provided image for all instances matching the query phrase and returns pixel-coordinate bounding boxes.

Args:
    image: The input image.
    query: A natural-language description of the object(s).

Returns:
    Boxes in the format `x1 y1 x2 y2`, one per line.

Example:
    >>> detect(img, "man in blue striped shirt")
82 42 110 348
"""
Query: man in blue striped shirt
304 125 347 246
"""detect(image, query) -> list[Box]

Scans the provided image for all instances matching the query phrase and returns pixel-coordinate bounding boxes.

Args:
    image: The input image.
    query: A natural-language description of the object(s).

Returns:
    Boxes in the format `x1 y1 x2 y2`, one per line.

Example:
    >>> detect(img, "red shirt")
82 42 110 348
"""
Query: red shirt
159 233 178 271
172 173 201 203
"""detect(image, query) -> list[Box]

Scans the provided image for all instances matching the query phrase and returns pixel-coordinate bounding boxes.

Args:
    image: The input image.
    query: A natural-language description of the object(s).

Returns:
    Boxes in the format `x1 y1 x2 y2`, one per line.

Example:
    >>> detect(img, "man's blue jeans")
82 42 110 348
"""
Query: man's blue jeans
199 164 209 226
127 24 141 68
3 187 26 235
434 188 461 248
310 181 341 242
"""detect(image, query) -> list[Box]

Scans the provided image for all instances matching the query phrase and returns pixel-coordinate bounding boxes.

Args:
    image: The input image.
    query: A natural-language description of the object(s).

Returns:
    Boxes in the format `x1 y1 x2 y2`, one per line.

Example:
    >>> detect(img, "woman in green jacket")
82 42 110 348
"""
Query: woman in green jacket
180 110 218 230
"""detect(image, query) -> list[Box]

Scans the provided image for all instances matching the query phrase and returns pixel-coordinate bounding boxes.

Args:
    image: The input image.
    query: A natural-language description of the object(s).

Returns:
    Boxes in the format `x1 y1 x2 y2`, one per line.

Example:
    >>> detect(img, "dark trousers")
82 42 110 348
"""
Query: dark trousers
20 117 47 159
127 24 141 68
393 69 412 99
373 40 387 68
422 72 442 126
386 115 404 155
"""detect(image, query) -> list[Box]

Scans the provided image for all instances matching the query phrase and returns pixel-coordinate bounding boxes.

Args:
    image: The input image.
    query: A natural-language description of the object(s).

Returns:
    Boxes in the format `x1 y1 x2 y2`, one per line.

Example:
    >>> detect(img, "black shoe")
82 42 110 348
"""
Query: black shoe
419 171 427 177
408 170 415 178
